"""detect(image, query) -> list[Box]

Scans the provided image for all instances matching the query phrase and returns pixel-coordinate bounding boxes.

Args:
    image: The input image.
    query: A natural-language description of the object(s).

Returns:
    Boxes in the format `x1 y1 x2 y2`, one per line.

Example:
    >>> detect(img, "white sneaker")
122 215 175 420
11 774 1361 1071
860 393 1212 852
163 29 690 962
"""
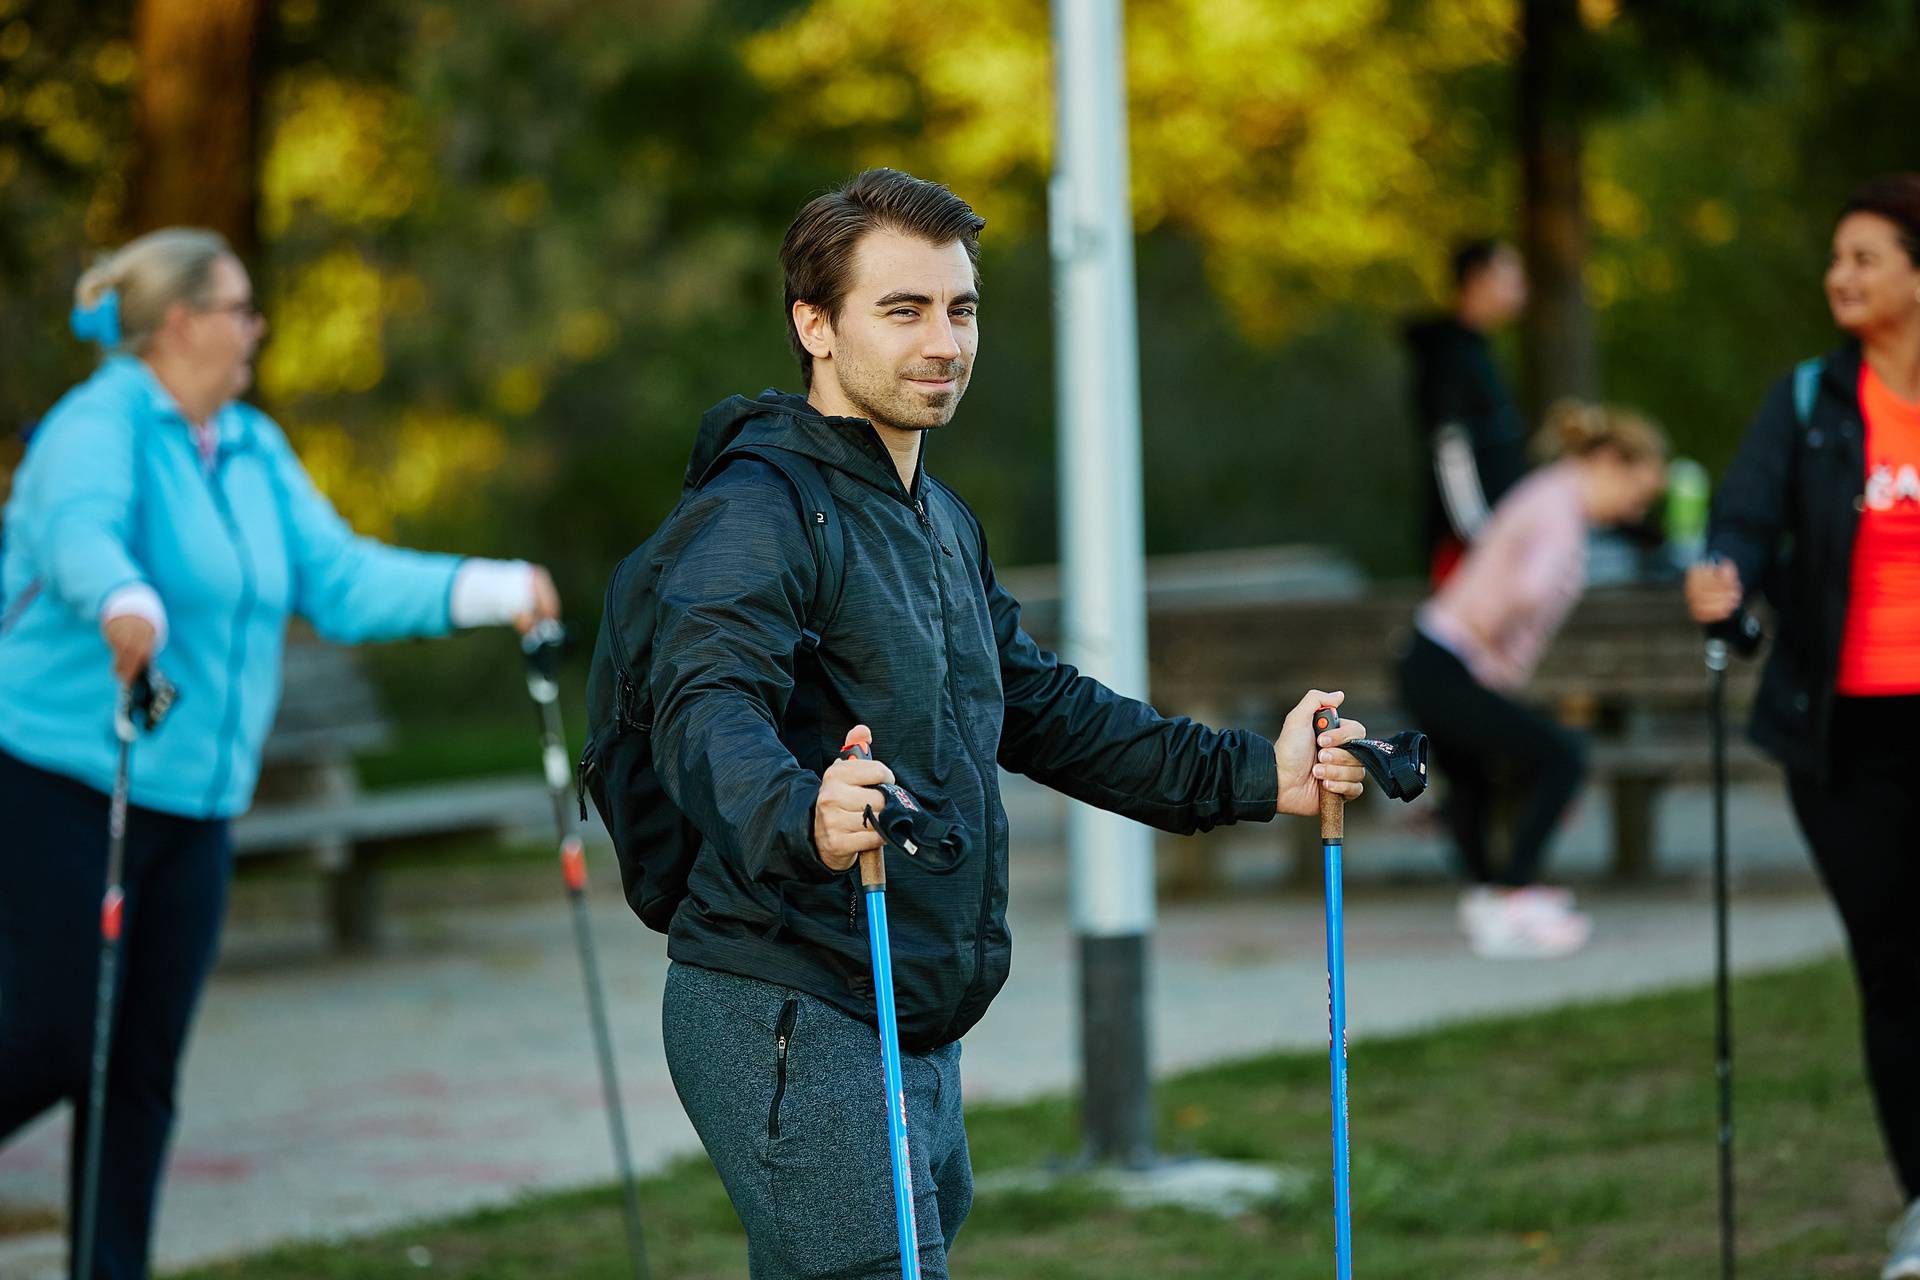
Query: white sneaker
1457 886 1501 934
1463 892 1592 959
1508 884 1576 917
1884 1199 1920 1279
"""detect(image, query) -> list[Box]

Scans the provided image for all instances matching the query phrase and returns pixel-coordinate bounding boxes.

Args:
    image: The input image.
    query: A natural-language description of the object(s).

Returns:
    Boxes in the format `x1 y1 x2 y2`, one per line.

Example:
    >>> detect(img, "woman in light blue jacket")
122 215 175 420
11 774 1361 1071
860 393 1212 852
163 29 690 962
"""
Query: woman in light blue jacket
0 228 559 1279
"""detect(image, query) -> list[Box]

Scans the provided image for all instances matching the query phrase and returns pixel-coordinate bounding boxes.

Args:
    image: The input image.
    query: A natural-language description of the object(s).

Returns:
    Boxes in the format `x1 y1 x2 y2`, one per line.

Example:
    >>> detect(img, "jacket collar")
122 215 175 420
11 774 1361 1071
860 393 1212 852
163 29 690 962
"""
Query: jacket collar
696 389 925 501
103 355 254 454
1820 340 1864 405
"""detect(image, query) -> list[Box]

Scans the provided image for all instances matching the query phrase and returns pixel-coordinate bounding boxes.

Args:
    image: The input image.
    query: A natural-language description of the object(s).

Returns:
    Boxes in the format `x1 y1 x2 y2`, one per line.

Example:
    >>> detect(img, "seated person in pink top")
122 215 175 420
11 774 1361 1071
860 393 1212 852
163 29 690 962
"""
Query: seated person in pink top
1396 402 1668 958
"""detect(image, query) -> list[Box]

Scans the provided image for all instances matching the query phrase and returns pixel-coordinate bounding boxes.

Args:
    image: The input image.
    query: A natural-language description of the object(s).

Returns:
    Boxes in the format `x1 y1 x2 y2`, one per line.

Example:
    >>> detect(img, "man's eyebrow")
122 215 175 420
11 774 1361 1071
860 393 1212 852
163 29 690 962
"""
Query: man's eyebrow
870 290 982 308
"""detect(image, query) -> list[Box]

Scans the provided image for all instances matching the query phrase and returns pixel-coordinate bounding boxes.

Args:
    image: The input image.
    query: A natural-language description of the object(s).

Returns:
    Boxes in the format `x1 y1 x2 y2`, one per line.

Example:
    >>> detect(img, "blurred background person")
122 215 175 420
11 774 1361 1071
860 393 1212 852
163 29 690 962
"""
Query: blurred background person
0 227 561 1280
1399 400 1668 958
1687 172 1920 1280
1405 238 1533 586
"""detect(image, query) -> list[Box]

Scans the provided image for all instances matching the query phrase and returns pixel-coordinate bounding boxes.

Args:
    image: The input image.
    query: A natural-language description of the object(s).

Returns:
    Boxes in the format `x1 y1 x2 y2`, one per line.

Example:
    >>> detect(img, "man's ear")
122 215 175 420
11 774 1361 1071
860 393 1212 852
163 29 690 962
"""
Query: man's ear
793 299 834 363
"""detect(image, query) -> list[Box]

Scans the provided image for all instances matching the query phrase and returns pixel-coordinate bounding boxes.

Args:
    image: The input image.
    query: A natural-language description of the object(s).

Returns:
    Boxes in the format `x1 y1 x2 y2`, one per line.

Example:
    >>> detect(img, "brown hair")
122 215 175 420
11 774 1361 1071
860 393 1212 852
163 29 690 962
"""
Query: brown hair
780 168 985 389
74 227 232 354
1538 398 1668 466
1840 173 1920 267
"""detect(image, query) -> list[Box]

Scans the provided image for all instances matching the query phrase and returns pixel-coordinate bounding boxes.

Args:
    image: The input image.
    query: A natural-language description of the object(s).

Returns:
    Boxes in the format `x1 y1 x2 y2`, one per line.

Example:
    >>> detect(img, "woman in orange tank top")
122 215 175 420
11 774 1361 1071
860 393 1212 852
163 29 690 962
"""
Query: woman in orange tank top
1687 174 1920 1278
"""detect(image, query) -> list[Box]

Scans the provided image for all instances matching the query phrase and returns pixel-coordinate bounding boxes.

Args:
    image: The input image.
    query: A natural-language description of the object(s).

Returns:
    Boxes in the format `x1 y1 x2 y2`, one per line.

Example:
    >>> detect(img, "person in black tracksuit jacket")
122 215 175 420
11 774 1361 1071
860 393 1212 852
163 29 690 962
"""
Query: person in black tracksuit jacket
646 169 1374 1279
1688 174 1920 1277
1404 238 1532 585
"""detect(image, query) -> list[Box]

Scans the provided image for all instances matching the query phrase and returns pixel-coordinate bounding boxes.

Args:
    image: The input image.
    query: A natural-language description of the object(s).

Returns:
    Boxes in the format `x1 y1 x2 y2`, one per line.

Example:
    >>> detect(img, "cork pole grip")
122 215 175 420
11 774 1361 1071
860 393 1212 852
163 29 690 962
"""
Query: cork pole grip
1316 707 1345 841
841 726 888 890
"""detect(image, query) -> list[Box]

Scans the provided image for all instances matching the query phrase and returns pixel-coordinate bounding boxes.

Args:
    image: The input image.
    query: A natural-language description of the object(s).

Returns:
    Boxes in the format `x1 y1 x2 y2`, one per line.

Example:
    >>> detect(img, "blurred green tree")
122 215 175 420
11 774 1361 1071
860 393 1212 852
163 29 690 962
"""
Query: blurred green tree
4 0 1918 609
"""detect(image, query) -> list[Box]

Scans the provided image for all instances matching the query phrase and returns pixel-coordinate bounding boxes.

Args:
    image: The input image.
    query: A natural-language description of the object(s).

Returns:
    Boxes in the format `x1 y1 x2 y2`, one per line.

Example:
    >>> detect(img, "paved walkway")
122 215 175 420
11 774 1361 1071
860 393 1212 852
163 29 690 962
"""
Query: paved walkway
0 775 1845 1275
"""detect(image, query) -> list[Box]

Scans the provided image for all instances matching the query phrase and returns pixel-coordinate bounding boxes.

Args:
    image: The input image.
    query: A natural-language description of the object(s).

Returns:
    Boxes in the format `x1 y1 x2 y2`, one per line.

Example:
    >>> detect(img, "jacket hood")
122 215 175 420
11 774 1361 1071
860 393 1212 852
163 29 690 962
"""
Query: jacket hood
686 390 915 498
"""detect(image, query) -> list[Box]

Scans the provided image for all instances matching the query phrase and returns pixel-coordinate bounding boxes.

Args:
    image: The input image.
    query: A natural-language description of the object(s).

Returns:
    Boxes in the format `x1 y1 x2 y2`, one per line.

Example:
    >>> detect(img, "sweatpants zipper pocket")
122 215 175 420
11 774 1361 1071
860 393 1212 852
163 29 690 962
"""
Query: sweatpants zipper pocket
768 999 799 1138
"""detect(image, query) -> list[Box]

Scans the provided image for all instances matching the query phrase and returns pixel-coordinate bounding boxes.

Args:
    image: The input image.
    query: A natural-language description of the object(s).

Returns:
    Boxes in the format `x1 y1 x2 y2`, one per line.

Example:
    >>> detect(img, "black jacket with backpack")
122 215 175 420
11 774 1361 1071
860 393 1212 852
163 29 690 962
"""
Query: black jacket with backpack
585 391 1280 1054
1708 342 1874 782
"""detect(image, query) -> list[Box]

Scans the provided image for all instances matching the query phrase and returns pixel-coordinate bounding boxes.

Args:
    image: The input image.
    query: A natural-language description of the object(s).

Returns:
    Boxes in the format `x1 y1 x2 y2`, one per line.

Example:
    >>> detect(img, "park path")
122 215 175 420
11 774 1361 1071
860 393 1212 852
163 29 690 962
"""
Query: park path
0 774 1840 1275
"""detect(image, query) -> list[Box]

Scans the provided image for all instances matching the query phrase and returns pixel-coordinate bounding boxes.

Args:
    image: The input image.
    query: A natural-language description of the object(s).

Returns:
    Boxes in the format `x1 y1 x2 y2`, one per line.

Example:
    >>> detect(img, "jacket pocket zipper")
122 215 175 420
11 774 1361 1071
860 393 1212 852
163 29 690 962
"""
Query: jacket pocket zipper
767 999 799 1138
575 742 596 821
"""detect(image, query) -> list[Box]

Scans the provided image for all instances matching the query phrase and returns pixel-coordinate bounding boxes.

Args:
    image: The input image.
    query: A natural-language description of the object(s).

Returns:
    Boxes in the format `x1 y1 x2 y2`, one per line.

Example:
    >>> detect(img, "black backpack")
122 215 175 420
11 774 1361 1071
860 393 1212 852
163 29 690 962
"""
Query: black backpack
580 401 846 933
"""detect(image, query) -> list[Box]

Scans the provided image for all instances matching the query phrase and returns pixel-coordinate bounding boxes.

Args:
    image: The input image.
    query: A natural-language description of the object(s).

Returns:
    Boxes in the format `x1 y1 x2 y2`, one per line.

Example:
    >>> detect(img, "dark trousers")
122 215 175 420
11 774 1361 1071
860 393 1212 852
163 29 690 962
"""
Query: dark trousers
1397 630 1587 886
0 748 231 1280
663 962 972 1279
1788 695 1920 1202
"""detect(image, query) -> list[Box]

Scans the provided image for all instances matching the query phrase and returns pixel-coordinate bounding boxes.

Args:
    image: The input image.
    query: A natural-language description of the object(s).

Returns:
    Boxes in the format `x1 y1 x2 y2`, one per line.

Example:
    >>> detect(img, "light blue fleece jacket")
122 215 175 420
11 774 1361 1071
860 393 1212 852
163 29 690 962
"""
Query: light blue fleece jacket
0 356 461 818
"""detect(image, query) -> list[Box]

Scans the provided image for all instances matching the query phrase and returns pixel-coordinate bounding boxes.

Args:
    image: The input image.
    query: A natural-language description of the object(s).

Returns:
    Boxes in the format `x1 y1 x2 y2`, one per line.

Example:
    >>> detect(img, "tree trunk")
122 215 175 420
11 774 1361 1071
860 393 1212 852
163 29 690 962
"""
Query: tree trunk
126 0 268 255
1518 0 1598 420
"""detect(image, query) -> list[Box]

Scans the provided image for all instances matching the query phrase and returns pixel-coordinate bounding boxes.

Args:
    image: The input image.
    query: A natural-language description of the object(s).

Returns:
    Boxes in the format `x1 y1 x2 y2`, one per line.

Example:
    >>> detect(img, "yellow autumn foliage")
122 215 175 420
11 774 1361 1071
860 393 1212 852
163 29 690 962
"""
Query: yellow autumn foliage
743 0 1519 333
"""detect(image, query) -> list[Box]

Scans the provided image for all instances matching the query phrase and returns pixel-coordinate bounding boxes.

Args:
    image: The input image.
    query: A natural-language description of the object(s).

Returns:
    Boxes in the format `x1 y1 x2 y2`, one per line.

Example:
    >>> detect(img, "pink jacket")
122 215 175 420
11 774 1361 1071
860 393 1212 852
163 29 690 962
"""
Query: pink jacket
1417 461 1588 691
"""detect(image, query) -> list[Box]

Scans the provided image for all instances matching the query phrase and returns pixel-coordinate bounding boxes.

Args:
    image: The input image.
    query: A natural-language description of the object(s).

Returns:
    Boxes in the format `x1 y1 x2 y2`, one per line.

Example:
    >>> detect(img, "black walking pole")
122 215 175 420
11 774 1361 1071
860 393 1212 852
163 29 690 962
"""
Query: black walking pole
1706 597 1763 1280
522 621 650 1280
75 669 175 1280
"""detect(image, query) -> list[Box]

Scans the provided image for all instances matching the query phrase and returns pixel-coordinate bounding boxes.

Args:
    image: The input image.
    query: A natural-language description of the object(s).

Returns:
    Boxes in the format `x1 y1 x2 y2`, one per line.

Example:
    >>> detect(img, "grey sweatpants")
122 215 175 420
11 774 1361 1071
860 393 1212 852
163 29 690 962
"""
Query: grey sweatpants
663 962 973 1278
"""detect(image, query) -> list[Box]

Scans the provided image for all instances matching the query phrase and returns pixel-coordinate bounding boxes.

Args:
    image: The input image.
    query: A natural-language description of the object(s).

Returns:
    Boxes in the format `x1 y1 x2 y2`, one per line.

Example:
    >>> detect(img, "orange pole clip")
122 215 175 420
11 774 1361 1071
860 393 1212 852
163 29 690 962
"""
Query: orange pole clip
561 835 588 892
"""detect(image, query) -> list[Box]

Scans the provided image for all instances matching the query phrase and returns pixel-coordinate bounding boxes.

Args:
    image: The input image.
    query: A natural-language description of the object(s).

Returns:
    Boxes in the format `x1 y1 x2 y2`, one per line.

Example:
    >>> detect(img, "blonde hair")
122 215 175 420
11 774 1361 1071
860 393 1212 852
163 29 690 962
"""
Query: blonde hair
73 228 233 354
1537 398 1668 466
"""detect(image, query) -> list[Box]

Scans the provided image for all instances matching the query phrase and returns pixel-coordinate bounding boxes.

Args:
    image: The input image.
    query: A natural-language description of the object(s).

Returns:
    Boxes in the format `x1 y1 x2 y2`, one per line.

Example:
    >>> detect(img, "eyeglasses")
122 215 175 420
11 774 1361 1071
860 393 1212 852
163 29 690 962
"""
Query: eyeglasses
199 298 264 323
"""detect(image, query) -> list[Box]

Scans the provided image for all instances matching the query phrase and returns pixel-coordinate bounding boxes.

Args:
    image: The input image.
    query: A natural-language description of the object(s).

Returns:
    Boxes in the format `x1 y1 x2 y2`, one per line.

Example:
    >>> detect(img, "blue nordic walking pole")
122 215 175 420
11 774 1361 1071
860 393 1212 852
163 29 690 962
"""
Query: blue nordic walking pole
522 621 650 1280
1311 708 1431 1280
1315 706 1356 1280
840 724 922 1280
75 669 175 1280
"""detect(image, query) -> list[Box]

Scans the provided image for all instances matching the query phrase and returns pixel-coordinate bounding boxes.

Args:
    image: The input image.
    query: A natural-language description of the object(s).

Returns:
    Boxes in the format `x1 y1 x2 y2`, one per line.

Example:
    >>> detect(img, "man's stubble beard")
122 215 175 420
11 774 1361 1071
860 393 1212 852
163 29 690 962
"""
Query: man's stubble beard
837 356 971 434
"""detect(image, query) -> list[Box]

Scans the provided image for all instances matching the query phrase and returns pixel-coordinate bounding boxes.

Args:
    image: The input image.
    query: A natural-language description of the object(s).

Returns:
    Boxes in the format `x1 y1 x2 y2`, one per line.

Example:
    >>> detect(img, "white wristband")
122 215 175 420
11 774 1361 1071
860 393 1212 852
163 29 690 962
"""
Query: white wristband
449 558 536 629
100 584 169 653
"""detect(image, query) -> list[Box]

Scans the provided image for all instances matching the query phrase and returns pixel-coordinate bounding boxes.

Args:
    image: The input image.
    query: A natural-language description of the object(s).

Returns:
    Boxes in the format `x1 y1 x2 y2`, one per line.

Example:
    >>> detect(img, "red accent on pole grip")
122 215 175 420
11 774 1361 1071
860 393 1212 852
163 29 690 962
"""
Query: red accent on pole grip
840 724 873 760
101 887 124 942
561 836 588 892
1315 707 1340 736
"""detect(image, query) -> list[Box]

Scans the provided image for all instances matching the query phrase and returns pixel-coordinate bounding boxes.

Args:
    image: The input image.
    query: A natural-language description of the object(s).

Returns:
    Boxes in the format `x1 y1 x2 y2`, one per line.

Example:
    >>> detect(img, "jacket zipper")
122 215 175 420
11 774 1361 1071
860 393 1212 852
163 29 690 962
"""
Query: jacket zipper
1814 408 1866 763
767 998 799 1138
913 494 997 1038
202 453 257 813
575 743 594 821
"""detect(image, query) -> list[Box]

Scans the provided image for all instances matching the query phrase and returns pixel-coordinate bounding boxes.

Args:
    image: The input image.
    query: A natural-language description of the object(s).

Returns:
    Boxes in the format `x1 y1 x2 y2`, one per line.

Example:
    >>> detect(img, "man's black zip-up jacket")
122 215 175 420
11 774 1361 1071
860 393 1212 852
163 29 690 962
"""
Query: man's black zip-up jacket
1708 342 1873 782
648 392 1281 1053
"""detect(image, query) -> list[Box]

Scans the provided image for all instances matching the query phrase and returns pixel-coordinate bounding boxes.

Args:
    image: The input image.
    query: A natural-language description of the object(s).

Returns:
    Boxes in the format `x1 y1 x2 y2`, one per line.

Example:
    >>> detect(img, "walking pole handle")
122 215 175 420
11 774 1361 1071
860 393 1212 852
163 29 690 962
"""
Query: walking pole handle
839 726 885 889
522 619 568 702
1315 706 1345 841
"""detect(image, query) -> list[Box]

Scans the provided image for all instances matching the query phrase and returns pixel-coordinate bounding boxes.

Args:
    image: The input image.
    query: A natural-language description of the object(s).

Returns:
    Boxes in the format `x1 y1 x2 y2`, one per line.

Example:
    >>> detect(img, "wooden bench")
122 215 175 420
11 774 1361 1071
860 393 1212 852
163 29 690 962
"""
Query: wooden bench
233 773 554 948
1586 736 1779 880
1003 552 1772 883
240 634 551 949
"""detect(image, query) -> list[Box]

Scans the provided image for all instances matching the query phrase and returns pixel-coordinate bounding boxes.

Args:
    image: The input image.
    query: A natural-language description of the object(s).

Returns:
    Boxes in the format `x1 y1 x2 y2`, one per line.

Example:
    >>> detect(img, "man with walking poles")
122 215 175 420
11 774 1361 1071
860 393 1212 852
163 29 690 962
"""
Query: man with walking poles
587 167 1388 1278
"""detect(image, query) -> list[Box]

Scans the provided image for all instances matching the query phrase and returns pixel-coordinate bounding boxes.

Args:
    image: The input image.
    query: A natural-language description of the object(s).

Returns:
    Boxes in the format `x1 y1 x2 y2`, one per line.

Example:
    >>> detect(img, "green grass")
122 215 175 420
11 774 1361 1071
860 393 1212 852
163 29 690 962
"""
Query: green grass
175 959 1898 1279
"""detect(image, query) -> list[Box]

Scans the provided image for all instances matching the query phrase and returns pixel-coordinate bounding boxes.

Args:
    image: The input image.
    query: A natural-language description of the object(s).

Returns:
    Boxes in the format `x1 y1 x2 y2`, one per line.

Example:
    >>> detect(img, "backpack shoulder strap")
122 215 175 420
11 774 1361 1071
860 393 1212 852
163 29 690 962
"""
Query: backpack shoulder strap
714 446 846 652
1792 356 1825 429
